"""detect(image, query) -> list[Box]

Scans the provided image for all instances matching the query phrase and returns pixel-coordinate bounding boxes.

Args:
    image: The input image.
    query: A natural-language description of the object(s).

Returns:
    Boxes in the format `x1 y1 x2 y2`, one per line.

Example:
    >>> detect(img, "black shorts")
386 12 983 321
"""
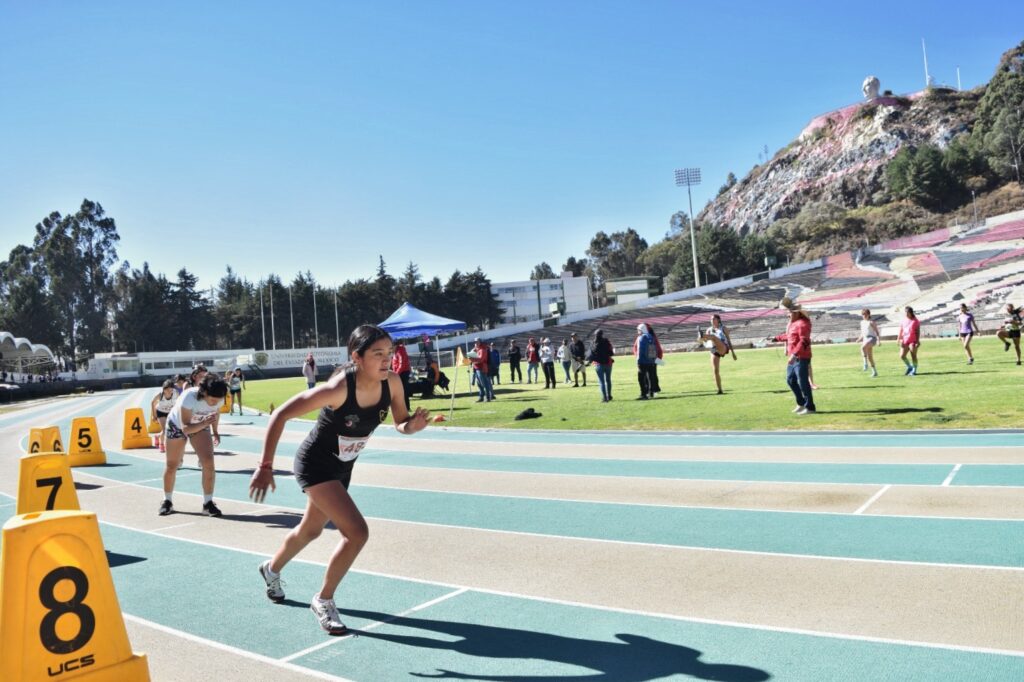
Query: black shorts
294 450 355 491
1009 329 1022 339
959 332 972 339
230 388 241 395
156 410 169 418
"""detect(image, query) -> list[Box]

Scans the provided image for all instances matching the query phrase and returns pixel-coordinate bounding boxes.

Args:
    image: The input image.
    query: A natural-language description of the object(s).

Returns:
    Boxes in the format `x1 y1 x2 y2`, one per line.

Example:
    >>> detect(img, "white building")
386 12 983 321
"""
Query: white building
491 273 591 324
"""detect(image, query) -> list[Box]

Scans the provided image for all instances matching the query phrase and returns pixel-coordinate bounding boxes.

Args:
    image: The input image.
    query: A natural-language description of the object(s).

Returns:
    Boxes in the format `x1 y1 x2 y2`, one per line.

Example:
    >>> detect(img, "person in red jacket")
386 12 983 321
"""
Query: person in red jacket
769 297 815 415
897 306 922 376
390 339 412 409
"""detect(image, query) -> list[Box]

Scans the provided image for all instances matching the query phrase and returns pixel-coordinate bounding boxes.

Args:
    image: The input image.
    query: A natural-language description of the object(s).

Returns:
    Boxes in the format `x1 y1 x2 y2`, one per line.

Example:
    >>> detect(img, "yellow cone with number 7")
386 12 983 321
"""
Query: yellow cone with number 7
17 453 80 514
0 511 150 681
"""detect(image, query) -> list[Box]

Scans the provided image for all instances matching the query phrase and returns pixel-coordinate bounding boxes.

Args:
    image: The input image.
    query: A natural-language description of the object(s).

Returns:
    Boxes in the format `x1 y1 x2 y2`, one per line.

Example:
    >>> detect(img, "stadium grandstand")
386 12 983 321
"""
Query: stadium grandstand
456 211 1024 354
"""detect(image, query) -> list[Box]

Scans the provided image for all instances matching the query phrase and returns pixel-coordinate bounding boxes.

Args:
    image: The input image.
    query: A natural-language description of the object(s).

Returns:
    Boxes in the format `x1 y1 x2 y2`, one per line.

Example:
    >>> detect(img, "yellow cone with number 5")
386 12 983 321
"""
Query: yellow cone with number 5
0 511 150 681
68 417 106 467
120 408 151 449
28 426 63 455
17 453 80 514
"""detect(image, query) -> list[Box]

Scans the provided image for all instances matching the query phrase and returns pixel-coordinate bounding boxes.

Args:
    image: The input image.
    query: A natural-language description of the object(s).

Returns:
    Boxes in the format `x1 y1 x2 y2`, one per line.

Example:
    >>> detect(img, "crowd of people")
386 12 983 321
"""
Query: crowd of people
452 298 1021 416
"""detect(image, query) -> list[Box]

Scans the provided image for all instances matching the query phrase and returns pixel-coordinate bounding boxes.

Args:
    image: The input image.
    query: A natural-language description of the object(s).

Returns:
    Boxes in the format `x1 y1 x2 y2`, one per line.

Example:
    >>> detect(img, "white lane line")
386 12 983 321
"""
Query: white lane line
152 522 196 532
279 587 469 663
854 485 892 515
121 613 352 681
942 464 963 487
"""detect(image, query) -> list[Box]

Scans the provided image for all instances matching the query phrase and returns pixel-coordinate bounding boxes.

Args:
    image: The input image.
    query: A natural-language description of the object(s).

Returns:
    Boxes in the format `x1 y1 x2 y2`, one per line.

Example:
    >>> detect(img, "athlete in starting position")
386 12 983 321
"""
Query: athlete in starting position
249 324 430 635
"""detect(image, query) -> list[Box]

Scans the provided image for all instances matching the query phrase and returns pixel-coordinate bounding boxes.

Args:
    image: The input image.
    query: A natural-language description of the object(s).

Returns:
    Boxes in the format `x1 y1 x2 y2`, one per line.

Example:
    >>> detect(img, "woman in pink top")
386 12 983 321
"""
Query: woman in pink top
896 306 921 376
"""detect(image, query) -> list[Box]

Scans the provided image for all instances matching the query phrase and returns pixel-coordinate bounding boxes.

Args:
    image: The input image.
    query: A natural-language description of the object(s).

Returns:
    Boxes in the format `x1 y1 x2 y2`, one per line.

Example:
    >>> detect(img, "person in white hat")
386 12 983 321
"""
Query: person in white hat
540 337 556 388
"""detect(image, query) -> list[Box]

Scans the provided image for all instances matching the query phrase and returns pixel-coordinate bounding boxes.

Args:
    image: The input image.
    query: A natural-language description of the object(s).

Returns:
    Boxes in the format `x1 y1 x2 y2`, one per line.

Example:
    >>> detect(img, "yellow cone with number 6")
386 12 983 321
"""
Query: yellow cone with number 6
0 511 150 681
17 453 80 514
120 408 151 449
28 426 63 455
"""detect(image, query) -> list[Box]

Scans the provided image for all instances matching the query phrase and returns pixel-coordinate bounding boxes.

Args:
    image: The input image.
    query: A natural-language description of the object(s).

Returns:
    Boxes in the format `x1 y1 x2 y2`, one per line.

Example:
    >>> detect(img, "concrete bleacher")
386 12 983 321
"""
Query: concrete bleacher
450 214 1023 355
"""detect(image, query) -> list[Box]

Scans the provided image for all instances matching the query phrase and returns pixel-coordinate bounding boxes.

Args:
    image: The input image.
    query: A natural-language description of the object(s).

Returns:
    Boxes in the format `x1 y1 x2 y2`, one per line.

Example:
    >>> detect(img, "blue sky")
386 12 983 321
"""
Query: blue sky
1 1 1021 289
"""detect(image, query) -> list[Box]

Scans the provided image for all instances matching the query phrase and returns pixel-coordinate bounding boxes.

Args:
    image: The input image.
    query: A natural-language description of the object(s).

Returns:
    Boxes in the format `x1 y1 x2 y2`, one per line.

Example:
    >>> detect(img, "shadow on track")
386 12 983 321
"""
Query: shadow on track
341 607 771 682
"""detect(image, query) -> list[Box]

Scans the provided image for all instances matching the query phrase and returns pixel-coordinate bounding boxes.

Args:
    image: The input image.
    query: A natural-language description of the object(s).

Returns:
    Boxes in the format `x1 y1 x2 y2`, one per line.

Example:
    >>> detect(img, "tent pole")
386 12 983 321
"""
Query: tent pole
448 347 458 422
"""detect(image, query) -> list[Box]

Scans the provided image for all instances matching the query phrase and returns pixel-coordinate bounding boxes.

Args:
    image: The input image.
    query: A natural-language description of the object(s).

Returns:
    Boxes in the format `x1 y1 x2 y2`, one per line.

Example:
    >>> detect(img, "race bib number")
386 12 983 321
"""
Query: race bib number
337 435 369 462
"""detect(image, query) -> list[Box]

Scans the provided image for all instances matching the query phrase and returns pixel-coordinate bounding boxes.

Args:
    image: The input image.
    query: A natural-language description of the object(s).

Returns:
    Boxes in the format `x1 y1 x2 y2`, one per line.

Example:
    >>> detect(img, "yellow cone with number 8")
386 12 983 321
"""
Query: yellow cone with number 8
0 511 150 681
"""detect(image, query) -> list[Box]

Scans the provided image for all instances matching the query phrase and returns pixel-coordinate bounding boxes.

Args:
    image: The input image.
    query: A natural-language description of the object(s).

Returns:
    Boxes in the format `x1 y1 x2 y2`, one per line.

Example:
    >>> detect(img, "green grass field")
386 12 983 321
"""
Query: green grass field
239 337 1021 431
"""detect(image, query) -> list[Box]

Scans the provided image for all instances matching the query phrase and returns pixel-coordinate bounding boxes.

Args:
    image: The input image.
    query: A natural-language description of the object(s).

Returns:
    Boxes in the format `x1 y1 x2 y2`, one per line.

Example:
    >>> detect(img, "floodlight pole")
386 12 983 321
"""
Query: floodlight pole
312 281 319 348
674 168 702 289
269 282 276 350
259 282 266 351
334 290 340 348
289 286 295 349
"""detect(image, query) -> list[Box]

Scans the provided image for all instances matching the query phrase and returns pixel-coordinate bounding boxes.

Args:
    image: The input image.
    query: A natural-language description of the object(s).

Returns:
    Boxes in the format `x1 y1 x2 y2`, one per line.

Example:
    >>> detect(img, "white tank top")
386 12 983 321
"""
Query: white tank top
861 319 876 337
155 394 177 412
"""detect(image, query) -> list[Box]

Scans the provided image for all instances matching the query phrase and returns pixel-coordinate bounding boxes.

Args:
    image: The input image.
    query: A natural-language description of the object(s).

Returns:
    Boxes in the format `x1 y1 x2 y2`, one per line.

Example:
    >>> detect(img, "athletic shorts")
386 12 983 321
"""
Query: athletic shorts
294 450 355 491
1009 329 1021 339
864 336 878 346
959 332 972 339
156 410 169 418
901 341 918 349
165 421 209 441
230 388 241 395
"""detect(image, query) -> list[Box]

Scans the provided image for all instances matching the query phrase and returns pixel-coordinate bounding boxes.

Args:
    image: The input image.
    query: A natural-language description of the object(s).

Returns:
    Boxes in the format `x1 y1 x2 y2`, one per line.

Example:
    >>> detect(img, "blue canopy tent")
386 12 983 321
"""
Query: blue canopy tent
379 303 467 420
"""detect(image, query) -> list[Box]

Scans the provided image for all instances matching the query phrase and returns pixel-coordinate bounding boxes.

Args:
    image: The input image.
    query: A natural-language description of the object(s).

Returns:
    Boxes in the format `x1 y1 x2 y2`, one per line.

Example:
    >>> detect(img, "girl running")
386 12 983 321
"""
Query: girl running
957 304 980 365
228 367 246 414
160 374 227 516
150 380 177 453
897 306 921 376
697 314 737 394
249 324 429 635
996 303 1022 365
857 309 881 377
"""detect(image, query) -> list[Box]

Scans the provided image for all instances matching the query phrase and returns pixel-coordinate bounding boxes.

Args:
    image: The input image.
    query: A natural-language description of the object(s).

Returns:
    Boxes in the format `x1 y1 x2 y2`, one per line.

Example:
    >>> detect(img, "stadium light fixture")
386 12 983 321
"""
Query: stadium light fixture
674 167 702 289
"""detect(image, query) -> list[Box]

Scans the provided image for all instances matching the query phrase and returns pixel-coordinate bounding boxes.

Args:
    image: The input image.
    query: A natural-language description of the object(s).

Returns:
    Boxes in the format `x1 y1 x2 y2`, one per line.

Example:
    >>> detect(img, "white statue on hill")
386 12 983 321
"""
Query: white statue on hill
862 76 880 100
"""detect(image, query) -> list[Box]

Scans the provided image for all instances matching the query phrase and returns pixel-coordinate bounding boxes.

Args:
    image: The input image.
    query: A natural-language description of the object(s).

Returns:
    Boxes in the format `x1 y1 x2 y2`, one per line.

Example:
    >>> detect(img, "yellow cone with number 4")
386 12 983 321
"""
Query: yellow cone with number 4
120 408 151 449
28 426 63 455
0 511 150 681
17 453 80 514
68 417 106 467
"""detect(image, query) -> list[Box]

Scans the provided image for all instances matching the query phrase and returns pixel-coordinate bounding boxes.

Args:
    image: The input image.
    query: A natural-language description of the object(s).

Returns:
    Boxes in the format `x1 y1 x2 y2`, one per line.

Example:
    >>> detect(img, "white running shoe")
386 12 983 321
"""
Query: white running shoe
258 561 285 603
791 405 803 413
311 596 347 635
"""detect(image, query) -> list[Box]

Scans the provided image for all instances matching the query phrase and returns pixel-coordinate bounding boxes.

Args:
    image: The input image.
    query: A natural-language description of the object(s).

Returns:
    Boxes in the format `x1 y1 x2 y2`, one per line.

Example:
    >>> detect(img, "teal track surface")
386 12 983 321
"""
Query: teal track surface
0 501 1021 681
2 393 1023 681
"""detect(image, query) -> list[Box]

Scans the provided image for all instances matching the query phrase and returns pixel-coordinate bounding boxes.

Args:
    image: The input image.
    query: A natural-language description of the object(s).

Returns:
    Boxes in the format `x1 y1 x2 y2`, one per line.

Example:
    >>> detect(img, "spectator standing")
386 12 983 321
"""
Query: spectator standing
507 340 523 383
770 297 815 414
570 332 587 387
957 304 980 365
540 338 557 389
526 337 541 384
489 343 501 386
557 339 572 384
589 330 615 402
471 339 495 402
390 340 412 410
634 324 657 400
302 354 317 389
897 306 922 376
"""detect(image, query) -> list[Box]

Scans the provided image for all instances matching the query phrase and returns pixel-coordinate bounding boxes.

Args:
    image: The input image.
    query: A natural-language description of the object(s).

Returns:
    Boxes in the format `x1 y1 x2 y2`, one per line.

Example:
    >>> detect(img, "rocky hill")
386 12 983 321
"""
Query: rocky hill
697 42 1024 239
